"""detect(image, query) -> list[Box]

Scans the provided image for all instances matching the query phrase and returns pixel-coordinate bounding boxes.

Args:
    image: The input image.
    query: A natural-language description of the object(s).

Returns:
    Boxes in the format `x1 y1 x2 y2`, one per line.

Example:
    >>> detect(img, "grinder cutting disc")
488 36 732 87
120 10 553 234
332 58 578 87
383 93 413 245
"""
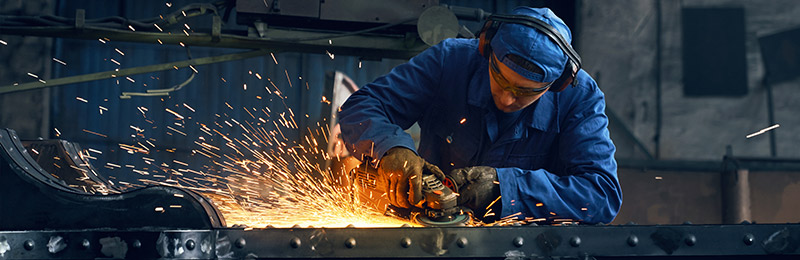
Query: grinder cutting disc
413 213 470 227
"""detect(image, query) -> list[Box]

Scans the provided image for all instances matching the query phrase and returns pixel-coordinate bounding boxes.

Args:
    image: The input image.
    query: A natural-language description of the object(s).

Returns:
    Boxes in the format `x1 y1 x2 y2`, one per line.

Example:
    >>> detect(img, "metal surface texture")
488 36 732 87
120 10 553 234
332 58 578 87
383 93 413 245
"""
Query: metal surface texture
0 128 225 231
0 224 799 259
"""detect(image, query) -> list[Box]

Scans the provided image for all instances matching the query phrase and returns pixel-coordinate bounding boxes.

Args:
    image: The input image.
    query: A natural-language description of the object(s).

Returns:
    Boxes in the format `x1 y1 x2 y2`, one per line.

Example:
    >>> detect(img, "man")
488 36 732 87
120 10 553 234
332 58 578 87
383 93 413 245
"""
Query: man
338 7 621 224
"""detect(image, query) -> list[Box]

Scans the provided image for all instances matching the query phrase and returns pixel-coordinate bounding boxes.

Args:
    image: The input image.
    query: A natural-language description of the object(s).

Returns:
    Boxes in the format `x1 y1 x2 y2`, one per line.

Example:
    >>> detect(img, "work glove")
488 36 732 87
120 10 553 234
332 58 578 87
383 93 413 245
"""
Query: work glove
378 147 444 208
446 166 502 222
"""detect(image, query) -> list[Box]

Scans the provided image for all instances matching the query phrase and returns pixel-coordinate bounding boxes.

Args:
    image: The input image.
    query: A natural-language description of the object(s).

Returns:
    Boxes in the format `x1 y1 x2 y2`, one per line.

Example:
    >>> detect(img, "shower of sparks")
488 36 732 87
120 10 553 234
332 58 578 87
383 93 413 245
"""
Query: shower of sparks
115 48 125 56
27 72 39 78
0 39 7 45
270 53 278 65
90 90 417 228
325 50 335 60
154 24 163 32
52 58 67 66
746 124 780 139
128 25 136 31
76 97 88 103
284 70 292 88
98 38 107 44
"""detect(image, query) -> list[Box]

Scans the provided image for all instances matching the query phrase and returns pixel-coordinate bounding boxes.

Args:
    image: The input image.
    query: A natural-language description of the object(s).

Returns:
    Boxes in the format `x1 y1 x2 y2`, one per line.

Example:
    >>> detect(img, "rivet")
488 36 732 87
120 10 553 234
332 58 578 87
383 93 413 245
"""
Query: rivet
456 237 468 248
290 237 301 248
345 238 356 248
743 234 755 246
627 235 639 247
235 238 246 249
570 236 581 247
132 239 142 248
400 237 412 248
291 224 302 229
346 224 356 228
512 237 524 247
401 224 411 228
81 239 91 250
685 234 696 246
24 240 35 251
185 240 196 250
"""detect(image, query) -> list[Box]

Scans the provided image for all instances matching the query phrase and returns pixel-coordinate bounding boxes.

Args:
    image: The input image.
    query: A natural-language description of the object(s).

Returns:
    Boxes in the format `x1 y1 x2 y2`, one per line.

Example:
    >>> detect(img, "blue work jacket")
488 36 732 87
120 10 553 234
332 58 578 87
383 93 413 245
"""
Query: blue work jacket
338 38 622 224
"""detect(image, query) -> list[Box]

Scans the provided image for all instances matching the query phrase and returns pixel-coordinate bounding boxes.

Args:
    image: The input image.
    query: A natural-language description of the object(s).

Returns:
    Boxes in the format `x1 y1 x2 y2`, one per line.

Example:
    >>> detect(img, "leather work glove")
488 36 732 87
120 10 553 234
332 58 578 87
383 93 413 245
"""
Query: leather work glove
378 147 444 208
446 166 502 222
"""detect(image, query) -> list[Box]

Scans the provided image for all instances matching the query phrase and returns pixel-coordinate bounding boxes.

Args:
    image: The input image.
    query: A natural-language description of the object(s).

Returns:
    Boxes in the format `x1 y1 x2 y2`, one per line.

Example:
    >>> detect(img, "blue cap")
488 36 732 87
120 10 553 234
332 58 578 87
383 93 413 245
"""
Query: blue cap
490 7 572 83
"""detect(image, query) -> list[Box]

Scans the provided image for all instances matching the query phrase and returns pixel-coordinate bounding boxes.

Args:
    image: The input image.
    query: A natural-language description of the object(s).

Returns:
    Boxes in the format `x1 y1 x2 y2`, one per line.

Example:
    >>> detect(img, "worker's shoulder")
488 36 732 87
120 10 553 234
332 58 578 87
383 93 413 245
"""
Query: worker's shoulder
429 38 480 56
557 70 605 102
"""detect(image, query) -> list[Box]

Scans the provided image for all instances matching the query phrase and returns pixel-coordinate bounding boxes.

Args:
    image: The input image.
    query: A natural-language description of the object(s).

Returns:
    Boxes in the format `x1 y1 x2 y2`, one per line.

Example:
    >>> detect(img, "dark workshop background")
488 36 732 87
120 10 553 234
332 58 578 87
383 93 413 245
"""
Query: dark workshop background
2 0 800 225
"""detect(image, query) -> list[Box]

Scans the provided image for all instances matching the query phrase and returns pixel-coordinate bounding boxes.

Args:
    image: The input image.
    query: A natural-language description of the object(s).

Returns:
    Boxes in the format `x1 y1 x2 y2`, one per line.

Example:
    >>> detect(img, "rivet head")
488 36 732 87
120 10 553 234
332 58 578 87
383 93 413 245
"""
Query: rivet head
81 239 91 250
456 237 468 248
132 239 142 248
512 237 524 247
685 234 696 246
235 238 246 249
400 237 412 248
345 238 356 248
24 240 35 251
185 240 196 250
570 236 581 247
627 235 639 247
290 237 301 248
743 234 755 246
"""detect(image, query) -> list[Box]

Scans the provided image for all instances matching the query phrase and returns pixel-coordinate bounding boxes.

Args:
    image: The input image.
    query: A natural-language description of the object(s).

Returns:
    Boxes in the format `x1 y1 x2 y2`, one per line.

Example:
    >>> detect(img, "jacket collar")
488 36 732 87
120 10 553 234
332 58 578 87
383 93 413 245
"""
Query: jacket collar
467 64 558 133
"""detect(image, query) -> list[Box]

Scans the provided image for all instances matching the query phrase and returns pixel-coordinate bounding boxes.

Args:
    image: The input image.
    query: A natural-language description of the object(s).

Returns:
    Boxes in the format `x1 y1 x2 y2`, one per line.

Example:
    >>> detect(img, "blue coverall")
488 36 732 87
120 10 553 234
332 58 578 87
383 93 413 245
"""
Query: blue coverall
338 38 622 224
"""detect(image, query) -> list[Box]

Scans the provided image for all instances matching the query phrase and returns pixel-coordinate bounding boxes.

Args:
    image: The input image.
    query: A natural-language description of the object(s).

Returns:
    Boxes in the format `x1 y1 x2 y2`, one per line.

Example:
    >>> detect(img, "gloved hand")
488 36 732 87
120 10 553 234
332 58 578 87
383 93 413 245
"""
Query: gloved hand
446 166 502 222
378 147 444 208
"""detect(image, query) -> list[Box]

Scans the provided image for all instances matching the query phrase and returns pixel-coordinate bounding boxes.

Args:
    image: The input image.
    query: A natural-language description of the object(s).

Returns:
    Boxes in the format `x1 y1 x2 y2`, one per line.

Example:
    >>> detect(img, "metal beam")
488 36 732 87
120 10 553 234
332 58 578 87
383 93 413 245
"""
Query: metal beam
0 25 428 60
0 49 270 94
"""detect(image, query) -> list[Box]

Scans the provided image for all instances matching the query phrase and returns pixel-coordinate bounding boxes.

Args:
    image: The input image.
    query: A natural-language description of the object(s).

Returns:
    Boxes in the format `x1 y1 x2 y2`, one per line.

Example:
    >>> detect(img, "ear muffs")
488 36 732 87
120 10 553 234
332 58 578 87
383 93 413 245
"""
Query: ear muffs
551 59 579 92
478 14 582 92
478 19 500 59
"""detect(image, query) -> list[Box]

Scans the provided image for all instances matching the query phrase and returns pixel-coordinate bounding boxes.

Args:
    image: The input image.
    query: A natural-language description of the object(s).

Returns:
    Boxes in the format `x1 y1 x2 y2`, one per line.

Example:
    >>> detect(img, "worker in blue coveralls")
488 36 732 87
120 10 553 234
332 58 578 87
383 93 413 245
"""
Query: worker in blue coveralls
338 7 621 224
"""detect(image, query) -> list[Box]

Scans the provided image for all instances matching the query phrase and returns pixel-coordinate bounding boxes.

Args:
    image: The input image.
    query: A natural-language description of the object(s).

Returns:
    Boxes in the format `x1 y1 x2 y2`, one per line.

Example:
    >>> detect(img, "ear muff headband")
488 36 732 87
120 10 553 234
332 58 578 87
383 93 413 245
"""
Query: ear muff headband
478 14 582 92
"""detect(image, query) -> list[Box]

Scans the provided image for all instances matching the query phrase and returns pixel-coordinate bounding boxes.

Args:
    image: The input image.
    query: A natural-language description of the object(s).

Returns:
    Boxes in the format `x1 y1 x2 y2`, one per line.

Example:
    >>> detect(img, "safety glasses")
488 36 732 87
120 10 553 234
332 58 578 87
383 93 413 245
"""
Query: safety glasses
489 54 551 97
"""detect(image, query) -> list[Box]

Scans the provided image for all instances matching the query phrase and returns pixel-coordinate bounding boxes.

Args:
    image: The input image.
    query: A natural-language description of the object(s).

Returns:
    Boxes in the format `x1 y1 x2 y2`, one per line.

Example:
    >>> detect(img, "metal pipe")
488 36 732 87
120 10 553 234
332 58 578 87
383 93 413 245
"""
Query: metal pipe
721 168 751 224
654 0 663 159
765 77 777 157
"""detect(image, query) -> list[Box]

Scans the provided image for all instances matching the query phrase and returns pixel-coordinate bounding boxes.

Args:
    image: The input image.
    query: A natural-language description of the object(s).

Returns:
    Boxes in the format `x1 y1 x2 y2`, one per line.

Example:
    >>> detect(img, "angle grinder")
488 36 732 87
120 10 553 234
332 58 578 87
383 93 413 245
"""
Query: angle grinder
349 160 469 226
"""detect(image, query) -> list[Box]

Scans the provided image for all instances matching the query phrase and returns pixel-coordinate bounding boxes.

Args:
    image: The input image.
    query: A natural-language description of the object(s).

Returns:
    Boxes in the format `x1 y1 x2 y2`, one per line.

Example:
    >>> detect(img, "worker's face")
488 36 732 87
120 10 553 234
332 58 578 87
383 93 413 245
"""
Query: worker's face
489 55 550 113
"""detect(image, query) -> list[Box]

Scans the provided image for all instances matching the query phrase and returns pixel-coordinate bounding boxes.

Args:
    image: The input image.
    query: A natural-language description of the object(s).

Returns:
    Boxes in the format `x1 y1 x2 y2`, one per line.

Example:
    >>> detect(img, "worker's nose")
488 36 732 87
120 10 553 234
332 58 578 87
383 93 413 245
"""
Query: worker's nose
498 90 516 107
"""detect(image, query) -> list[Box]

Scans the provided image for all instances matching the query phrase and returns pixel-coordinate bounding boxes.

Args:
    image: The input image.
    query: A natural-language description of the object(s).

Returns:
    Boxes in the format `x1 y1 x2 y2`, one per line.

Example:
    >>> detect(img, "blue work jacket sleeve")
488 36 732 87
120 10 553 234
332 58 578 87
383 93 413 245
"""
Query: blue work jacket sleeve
497 84 622 224
338 40 446 160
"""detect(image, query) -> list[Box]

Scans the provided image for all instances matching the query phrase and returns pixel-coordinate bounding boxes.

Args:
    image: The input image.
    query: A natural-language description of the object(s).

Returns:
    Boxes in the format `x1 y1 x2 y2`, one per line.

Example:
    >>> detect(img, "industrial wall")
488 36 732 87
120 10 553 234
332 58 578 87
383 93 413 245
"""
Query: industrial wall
579 0 800 224
581 0 800 160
